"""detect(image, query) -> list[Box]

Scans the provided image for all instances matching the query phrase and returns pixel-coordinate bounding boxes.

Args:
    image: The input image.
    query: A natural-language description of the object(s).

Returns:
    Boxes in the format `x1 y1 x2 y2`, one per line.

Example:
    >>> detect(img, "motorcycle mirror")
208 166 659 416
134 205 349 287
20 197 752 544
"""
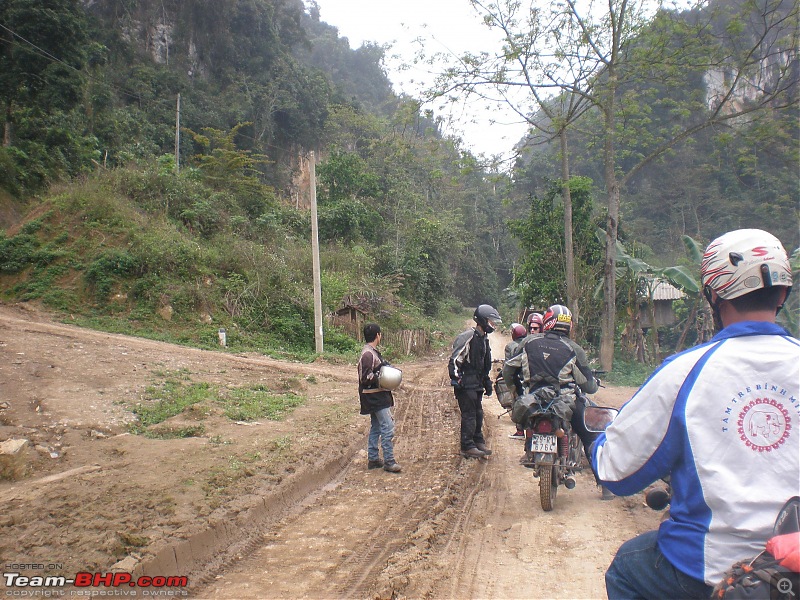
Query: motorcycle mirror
583 406 619 433
774 496 800 536
646 487 671 511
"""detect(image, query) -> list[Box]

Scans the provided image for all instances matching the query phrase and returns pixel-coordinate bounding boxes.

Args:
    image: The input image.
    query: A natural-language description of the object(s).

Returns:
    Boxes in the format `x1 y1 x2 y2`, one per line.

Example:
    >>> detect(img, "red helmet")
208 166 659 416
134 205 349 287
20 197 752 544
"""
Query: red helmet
543 305 572 335
528 312 544 332
510 323 527 340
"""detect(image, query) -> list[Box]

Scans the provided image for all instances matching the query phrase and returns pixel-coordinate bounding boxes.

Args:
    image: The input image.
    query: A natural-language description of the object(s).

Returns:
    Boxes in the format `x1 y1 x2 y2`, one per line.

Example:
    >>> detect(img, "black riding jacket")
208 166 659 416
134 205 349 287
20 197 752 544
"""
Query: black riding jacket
448 328 492 392
502 331 598 395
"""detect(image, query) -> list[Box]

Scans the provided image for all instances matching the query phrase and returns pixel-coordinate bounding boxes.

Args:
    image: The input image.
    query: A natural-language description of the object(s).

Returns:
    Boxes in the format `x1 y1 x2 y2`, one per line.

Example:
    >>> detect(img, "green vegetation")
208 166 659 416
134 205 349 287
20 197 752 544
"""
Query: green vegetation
131 380 213 433
0 0 795 369
219 387 304 422
603 360 654 389
129 373 307 437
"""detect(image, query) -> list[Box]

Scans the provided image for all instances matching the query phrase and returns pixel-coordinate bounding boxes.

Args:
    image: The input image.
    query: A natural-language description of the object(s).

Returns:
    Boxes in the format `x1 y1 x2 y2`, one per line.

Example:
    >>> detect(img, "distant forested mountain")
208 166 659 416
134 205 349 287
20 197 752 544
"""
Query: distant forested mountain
0 0 514 347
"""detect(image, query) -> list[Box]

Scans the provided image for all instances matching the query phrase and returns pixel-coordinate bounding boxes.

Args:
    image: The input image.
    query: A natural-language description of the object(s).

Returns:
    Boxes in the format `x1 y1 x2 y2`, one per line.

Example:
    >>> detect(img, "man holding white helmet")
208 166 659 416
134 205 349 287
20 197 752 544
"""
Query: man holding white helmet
358 323 402 473
592 229 798 599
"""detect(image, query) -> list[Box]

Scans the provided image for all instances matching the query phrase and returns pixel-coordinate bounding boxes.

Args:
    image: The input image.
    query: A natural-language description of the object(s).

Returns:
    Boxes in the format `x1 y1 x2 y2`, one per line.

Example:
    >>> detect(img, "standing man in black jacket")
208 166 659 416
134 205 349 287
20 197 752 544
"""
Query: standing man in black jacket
448 304 502 458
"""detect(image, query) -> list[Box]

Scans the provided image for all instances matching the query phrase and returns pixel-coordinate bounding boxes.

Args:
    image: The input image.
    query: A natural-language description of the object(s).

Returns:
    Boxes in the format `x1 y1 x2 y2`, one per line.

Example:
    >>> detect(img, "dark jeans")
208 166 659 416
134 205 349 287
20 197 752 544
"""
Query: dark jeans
571 397 599 464
606 530 713 600
455 387 485 451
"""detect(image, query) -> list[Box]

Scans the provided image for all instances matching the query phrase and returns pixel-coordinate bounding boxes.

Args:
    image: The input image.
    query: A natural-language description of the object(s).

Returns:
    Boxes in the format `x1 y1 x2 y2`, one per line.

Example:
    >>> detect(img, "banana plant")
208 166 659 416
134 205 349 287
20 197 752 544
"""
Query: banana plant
597 231 707 362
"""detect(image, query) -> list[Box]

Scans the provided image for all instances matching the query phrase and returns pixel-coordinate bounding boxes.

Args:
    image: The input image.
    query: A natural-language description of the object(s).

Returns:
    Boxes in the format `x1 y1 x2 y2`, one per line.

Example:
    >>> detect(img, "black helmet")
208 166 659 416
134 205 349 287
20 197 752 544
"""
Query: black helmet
474 304 502 334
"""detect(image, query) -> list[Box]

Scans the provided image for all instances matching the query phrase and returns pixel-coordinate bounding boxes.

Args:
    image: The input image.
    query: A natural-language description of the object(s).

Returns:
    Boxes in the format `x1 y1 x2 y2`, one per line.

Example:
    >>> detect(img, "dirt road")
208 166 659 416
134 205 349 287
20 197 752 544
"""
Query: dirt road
0 303 660 599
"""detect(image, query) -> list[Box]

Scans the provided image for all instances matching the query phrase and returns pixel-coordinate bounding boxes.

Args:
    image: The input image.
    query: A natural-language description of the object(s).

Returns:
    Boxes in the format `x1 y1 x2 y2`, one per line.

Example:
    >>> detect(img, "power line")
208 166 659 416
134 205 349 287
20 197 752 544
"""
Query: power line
0 21 291 153
0 22 174 109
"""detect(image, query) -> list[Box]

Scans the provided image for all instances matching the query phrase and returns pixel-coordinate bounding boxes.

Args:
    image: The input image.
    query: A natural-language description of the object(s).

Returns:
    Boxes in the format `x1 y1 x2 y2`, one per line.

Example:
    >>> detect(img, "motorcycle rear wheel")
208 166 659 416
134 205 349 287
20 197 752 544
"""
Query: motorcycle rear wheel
539 464 557 511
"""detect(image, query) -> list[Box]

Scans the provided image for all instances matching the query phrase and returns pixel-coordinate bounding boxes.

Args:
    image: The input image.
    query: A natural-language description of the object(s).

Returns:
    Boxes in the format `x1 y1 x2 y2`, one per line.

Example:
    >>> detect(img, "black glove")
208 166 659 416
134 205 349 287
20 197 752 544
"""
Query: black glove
450 378 462 390
483 380 493 397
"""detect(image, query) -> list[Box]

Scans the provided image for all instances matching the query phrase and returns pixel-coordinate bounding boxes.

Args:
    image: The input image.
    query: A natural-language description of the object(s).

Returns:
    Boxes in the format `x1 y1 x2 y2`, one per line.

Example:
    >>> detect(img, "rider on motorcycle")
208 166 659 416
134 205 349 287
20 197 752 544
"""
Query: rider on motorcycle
528 311 544 335
591 229 798 600
502 304 602 470
506 323 529 440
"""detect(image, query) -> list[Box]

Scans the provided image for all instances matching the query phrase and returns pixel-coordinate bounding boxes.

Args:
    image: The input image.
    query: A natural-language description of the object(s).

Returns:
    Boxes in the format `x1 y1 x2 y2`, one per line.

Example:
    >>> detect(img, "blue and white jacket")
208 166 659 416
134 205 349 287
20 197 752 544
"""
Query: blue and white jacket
592 321 800 585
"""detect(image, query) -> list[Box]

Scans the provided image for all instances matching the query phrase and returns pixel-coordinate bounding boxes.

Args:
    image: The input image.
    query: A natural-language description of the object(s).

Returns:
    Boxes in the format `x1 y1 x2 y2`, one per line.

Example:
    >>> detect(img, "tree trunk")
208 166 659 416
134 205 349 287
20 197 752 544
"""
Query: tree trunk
600 91 620 371
4 100 12 147
647 297 660 363
675 298 698 353
559 129 579 337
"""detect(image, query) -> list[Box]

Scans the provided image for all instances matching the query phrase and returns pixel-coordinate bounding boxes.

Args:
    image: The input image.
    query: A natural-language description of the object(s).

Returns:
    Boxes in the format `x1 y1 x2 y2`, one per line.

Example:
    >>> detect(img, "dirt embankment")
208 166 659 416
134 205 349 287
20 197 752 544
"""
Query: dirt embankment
0 303 658 599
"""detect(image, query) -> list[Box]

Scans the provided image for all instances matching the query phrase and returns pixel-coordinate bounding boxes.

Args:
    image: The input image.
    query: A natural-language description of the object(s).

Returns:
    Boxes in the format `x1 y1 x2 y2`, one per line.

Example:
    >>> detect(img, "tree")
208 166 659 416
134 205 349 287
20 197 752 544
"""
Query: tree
0 0 88 146
508 176 603 342
614 233 712 362
427 0 599 326
430 0 798 369
563 0 798 369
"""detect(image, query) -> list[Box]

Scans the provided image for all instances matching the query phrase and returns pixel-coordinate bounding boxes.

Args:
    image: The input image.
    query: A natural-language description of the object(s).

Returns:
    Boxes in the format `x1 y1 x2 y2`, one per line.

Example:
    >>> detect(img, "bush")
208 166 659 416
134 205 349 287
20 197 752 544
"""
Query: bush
323 328 361 353
0 233 39 272
0 148 21 196
605 359 653 388
84 250 139 300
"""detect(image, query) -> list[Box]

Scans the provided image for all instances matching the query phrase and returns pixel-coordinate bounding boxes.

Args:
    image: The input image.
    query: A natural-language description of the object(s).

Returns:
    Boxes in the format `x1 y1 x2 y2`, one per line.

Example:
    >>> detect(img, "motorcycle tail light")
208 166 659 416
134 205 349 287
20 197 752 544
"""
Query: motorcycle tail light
534 420 553 434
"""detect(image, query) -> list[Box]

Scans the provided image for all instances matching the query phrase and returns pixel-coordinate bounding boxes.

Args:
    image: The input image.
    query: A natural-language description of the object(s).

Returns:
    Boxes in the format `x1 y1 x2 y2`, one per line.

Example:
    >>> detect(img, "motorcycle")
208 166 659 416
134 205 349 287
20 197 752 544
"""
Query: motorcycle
584 405 671 512
519 387 614 511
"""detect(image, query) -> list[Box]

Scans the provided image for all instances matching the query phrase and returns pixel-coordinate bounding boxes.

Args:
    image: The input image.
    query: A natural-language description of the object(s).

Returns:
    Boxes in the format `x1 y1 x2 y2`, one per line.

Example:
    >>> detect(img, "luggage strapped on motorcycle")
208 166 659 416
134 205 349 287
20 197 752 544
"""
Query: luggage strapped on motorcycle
511 385 574 426
712 496 800 599
494 371 515 409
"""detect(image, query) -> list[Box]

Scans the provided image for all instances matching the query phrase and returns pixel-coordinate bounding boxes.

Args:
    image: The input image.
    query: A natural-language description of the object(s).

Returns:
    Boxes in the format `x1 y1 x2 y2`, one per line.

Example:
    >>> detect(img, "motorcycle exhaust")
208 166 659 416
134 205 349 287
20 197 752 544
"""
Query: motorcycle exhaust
564 475 576 489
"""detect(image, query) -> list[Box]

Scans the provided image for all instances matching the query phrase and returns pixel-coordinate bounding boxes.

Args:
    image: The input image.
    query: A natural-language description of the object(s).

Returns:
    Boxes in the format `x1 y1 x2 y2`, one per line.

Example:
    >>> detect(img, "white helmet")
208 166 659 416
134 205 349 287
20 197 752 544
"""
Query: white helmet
700 229 792 300
378 365 403 391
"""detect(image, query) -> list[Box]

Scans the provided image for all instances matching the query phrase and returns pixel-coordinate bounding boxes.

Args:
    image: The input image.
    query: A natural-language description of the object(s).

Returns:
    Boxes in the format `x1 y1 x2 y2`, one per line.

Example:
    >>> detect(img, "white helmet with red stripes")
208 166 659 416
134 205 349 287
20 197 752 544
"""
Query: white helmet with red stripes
700 229 791 300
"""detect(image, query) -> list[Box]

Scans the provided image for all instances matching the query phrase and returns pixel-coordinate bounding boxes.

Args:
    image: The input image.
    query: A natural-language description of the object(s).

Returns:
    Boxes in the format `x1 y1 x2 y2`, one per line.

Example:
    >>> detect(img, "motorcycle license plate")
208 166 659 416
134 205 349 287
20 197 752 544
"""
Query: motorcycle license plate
530 434 557 453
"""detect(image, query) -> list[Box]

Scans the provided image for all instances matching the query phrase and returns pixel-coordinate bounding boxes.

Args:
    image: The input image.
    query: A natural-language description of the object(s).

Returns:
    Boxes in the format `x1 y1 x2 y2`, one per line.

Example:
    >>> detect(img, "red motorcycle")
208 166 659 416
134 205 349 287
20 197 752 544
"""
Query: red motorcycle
523 389 616 511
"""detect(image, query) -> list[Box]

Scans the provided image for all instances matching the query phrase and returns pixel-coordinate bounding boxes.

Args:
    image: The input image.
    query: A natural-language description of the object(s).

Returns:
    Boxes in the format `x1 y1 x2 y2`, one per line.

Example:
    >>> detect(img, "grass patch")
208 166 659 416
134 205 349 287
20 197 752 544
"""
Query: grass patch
129 379 214 433
144 424 206 439
218 386 305 422
129 374 307 435
204 455 256 501
604 359 653 388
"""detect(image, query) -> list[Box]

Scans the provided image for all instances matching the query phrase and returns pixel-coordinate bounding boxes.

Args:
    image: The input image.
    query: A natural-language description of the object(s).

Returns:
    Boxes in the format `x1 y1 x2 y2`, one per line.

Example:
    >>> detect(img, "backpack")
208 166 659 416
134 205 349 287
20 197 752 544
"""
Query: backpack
494 372 515 409
712 497 800 600
510 387 564 425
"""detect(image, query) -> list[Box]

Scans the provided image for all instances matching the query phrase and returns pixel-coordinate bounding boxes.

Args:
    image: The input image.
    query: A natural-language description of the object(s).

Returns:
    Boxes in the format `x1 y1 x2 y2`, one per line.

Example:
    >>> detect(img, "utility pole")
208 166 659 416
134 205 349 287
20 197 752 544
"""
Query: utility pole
174 93 181 173
310 151 324 353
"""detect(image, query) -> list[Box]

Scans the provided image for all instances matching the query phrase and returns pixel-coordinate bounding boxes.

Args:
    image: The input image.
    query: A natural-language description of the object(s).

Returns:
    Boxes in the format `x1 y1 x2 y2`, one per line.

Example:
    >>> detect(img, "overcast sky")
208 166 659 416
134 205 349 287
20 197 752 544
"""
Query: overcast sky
309 0 530 160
